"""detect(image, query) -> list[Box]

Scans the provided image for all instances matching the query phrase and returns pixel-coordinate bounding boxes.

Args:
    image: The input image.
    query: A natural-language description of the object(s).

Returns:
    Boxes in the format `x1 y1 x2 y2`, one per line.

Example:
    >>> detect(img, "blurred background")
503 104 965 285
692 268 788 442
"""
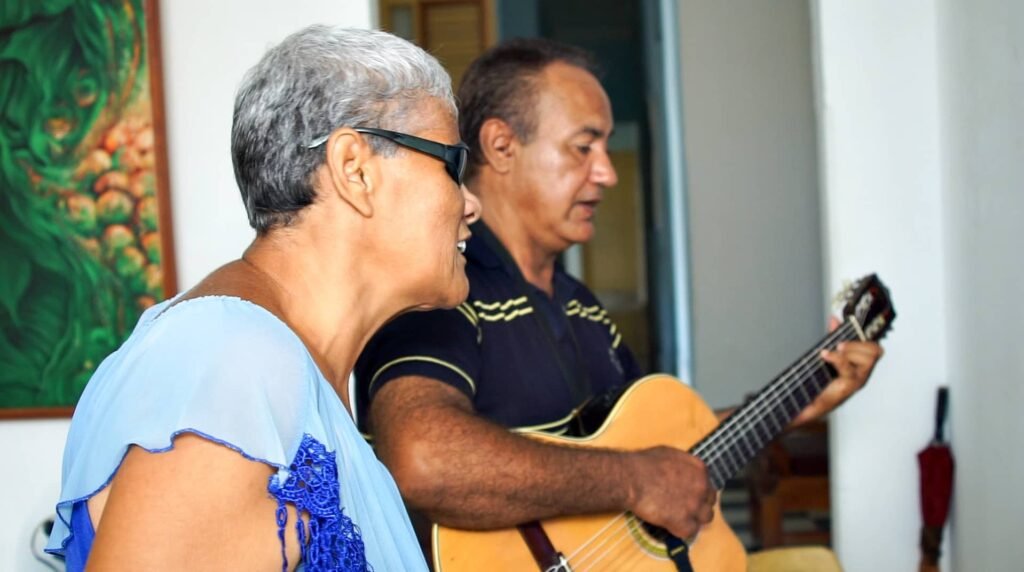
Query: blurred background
2 1 1021 570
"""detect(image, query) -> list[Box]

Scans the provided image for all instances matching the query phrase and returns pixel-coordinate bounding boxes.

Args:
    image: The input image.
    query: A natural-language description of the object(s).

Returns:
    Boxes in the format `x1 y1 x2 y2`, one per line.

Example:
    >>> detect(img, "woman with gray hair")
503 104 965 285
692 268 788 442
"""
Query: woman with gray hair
47 25 479 571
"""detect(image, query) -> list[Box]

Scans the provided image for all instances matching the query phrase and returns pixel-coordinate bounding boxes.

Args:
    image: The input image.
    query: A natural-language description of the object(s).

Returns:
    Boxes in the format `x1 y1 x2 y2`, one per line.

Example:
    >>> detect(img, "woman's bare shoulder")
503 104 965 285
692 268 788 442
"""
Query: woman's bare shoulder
88 432 303 570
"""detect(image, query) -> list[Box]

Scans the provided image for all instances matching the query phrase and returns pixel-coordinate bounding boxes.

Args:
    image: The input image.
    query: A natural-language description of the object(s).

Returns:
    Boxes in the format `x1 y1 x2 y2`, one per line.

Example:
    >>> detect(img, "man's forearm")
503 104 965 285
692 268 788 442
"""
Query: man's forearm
371 378 637 529
421 422 635 528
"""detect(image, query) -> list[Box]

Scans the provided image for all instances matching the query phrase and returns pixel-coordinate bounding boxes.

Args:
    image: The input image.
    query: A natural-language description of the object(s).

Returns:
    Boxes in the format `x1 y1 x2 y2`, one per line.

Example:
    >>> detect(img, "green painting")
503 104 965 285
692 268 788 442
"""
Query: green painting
0 0 176 415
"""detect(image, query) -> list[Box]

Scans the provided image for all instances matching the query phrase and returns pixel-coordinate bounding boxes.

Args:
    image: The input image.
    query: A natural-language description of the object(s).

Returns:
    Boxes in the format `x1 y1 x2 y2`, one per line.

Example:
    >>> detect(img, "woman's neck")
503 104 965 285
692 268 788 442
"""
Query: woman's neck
227 235 400 408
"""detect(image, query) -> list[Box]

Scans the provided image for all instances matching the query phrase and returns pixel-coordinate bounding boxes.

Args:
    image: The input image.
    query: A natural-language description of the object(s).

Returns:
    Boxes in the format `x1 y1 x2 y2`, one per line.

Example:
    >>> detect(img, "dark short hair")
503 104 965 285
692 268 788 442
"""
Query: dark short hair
457 38 601 181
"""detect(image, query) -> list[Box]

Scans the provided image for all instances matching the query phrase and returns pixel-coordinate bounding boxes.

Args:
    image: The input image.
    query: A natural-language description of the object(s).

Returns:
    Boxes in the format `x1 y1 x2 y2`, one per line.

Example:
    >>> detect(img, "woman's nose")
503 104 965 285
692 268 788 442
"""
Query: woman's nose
461 185 482 224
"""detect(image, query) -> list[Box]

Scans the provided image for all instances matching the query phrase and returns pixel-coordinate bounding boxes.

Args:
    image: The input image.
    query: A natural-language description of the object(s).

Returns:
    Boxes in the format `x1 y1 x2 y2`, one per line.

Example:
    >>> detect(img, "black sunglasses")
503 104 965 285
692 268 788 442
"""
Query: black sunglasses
307 127 469 186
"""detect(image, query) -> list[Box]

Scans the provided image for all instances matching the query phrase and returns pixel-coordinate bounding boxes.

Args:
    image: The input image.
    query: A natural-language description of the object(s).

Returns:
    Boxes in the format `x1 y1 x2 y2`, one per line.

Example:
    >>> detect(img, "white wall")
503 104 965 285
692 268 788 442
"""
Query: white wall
163 0 372 289
939 0 1024 570
815 0 1024 569
0 2 372 569
677 0 825 408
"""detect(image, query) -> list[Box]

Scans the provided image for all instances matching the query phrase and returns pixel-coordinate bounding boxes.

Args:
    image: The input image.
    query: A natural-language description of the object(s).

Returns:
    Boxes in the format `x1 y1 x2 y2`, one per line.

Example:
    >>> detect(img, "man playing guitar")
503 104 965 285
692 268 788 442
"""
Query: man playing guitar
354 38 883 571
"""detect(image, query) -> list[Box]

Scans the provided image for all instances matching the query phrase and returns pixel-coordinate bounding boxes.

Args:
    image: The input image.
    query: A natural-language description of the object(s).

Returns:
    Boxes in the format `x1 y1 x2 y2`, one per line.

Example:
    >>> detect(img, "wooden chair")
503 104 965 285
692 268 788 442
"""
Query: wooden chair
748 546 843 572
747 419 831 548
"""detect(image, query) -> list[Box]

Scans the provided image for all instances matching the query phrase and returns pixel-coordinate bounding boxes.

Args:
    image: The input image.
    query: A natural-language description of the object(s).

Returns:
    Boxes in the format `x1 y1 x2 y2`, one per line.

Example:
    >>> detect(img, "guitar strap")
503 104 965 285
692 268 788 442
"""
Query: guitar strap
475 223 593 407
664 536 696 572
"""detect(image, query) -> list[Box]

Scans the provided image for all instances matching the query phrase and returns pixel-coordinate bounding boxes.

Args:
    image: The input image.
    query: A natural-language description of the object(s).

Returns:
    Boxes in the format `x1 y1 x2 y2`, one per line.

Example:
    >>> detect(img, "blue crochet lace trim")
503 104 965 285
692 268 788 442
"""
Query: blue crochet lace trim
268 434 371 572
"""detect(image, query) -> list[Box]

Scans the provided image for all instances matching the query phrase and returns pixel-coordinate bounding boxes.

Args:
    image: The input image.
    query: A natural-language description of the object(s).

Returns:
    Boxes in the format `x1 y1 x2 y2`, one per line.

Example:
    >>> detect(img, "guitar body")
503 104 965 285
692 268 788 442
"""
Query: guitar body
432 375 748 571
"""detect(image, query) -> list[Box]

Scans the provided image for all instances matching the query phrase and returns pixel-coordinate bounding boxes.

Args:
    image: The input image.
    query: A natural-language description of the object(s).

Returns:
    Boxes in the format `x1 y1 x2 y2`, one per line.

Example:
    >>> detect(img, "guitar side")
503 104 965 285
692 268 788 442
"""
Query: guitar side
432 374 748 572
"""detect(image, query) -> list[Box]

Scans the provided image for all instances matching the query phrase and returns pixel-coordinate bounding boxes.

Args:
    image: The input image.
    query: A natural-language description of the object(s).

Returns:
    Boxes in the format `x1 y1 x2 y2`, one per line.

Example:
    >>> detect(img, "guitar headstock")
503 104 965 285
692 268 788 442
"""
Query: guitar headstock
835 274 896 341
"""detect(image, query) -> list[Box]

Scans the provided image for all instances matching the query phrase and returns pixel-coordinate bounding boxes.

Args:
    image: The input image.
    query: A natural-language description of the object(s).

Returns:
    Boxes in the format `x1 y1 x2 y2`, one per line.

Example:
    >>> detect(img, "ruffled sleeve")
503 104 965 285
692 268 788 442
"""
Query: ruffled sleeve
46 297 316 556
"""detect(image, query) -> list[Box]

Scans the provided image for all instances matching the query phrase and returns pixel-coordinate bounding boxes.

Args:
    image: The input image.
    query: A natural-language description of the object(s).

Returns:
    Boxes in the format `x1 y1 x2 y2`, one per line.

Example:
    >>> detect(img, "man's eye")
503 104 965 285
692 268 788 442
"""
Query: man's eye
577 145 592 155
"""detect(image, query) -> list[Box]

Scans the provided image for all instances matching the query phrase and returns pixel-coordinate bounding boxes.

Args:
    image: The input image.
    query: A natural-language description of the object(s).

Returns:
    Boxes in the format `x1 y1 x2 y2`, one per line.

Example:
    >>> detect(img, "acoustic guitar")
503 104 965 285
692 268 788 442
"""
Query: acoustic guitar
432 275 896 572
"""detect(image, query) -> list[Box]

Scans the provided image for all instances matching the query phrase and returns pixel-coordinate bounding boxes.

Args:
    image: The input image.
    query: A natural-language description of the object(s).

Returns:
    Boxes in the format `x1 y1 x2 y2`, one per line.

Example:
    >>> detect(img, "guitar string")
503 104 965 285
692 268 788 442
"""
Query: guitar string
563 512 630 563
572 514 648 571
600 535 664 572
565 515 634 568
564 322 862 568
697 330 851 479
703 322 853 452
578 525 650 572
696 323 859 476
697 322 855 466
573 512 683 572
696 326 857 481
574 520 639 572
591 539 655 572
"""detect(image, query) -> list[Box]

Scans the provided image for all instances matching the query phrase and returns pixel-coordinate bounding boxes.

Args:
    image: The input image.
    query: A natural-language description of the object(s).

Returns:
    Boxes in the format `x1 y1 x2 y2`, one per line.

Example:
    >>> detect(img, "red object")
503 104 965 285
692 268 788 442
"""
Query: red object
918 445 954 527
918 387 954 571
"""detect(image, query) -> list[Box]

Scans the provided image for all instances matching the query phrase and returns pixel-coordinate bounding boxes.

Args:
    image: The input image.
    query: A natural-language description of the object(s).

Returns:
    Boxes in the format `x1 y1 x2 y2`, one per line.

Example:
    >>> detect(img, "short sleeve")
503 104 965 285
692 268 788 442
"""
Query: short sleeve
354 303 481 431
47 298 315 556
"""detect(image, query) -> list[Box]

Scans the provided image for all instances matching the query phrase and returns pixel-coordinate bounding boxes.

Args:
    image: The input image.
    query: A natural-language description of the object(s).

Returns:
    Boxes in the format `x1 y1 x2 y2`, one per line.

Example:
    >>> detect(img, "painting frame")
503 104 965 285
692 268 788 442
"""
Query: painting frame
0 0 177 419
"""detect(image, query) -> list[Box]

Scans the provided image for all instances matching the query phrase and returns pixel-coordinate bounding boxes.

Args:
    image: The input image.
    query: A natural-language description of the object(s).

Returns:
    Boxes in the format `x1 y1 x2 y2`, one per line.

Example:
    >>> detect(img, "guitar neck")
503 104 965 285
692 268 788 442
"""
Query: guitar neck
691 321 863 490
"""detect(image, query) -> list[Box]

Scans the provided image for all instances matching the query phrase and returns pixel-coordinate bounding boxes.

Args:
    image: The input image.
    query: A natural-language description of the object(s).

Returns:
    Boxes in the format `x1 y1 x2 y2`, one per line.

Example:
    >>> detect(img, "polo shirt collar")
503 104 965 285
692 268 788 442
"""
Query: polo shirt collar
466 220 511 270
467 221 581 303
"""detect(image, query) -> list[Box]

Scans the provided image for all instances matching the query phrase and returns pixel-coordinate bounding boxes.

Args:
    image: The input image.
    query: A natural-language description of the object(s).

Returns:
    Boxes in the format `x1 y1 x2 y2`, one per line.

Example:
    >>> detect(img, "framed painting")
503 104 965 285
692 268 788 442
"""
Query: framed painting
0 0 176 418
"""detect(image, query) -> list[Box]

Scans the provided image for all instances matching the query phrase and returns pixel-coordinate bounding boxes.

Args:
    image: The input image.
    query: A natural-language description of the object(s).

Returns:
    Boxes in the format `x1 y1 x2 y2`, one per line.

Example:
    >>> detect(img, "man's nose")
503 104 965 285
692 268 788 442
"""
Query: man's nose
592 150 618 187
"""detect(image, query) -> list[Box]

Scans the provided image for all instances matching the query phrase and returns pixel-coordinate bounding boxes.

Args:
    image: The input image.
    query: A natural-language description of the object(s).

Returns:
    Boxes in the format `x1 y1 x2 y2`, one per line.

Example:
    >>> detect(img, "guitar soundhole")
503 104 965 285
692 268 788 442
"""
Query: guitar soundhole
641 522 670 543
621 517 670 558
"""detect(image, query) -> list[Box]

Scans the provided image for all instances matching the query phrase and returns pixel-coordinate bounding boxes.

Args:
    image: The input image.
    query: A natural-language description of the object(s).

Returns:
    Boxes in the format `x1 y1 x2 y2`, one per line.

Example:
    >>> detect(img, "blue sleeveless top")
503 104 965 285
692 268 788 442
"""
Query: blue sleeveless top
45 296 427 571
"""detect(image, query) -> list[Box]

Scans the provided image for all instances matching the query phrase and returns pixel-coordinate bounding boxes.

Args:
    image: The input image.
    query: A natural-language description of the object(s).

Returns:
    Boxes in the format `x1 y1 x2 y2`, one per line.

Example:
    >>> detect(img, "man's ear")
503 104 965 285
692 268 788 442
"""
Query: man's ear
324 129 376 217
478 118 517 175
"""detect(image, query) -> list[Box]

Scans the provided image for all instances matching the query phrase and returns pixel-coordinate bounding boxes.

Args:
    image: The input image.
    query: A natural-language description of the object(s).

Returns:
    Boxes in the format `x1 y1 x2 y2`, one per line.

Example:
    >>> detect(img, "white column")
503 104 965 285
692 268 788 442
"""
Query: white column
811 1 950 570
940 0 1024 570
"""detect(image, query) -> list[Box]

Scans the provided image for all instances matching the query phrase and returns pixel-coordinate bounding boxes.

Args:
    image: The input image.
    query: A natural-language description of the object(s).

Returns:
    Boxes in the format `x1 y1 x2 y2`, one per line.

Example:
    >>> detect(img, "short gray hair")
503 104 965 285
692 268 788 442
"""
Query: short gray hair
231 26 455 233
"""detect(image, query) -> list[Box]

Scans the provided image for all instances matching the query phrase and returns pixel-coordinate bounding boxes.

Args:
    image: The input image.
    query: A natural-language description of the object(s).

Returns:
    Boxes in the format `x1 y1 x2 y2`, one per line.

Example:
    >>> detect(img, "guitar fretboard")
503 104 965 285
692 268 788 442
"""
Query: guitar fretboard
691 322 862 490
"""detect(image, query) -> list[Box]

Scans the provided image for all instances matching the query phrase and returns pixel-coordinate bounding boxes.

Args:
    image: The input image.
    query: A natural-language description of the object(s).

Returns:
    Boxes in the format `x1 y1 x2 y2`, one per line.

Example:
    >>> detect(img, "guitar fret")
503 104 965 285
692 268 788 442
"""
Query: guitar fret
734 442 756 472
754 420 772 444
783 393 802 418
726 438 752 468
702 356 839 481
738 433 757 460
691 321 878 486
747 424 769 453
721 448 741 478
708 464 727 490
795 382 812 405
770 407 789 432
809 365 831 391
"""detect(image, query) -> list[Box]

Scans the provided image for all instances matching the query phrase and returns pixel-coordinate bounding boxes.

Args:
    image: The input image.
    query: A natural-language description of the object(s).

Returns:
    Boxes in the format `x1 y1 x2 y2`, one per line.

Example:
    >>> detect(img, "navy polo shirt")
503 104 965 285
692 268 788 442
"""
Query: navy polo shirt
354 221 643 434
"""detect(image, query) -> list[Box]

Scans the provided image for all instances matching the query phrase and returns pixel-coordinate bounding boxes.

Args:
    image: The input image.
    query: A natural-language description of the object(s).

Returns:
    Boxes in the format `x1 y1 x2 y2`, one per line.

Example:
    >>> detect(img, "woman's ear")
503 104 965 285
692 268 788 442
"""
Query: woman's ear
478 118 517 175
324 129 375 217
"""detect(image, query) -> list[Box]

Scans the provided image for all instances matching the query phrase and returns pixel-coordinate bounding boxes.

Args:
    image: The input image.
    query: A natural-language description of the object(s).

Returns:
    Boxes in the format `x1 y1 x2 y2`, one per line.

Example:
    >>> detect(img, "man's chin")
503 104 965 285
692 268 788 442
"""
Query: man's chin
565 224 596 247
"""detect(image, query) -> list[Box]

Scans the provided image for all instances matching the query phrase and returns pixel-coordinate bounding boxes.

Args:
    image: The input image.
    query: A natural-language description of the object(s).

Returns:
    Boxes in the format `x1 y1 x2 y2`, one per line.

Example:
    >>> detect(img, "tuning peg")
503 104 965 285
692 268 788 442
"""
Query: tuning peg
832 279 854 309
